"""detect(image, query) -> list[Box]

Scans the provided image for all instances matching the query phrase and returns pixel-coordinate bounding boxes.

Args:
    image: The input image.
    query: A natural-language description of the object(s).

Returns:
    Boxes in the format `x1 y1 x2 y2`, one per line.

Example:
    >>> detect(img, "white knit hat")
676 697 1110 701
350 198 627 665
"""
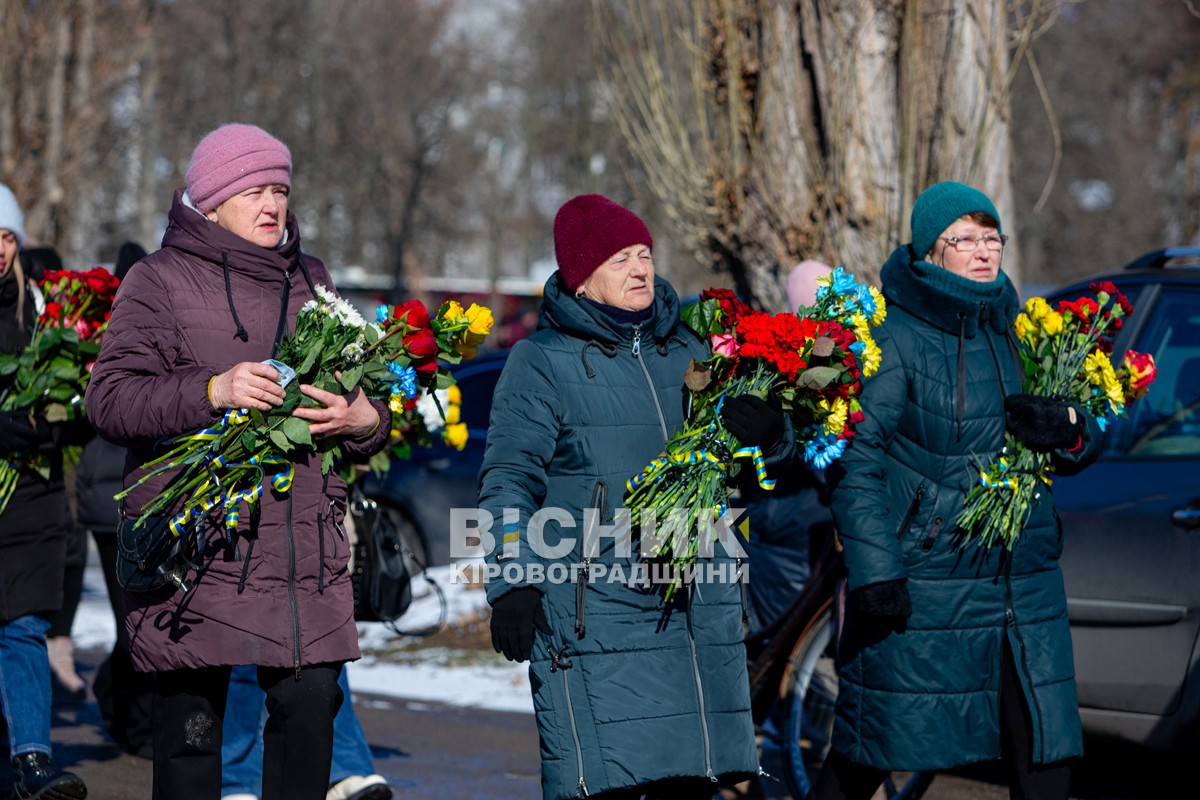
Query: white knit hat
0 183 26 246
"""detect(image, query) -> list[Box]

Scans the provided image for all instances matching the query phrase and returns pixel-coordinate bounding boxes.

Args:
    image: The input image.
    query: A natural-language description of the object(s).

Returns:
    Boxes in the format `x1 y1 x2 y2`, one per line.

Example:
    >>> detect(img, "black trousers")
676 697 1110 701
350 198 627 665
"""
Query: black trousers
809 638 1072 800
152 662 343 800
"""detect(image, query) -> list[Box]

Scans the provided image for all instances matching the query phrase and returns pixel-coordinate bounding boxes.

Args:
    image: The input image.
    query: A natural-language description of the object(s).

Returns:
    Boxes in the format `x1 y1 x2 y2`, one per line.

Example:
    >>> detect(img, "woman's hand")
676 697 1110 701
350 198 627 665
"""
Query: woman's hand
293 378 380 440
209 362 286 411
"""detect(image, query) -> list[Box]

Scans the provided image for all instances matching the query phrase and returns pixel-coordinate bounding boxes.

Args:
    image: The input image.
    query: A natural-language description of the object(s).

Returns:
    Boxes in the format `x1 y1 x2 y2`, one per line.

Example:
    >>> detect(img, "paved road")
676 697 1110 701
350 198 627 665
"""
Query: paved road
8 646 1183 800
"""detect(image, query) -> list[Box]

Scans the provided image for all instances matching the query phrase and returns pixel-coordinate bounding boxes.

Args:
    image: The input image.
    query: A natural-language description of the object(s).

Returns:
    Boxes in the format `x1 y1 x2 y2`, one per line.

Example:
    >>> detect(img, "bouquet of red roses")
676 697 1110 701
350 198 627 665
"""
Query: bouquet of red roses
958 281 1158 549
0 267 120 511
622 267 885 597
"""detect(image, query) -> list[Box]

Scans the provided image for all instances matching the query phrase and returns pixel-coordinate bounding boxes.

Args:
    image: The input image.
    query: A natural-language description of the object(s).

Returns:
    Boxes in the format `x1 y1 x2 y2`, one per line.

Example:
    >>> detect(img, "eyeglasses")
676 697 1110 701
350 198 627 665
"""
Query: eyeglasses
939 233 1009 253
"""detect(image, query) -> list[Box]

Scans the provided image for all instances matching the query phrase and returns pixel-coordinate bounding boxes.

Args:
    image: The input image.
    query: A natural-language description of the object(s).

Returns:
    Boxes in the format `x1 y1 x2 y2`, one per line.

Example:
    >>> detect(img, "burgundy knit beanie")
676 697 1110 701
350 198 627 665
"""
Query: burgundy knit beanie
553 194 653 291
186 124 292 213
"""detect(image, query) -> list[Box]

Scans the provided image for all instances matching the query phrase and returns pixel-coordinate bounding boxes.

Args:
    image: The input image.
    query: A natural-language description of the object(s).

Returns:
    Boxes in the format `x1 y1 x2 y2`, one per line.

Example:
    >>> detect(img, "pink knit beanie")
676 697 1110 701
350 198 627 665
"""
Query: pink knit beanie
185 124 292 213
553 194 653 291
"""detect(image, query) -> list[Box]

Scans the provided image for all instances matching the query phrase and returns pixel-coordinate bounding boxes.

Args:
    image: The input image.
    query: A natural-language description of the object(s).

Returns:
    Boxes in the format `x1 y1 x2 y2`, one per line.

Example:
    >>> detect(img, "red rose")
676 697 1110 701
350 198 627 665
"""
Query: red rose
394 299 430 330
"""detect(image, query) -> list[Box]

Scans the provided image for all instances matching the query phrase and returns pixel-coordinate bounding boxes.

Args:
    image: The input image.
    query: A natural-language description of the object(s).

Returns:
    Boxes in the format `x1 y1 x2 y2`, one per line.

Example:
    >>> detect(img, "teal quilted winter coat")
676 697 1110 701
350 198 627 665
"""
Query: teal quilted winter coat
829 247 1103 772
478 275 766 799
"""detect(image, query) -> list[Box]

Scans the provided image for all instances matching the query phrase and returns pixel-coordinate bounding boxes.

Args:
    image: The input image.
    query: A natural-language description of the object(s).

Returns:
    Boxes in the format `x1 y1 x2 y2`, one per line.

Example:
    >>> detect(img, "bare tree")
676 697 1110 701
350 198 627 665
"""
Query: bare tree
596 1 1080 309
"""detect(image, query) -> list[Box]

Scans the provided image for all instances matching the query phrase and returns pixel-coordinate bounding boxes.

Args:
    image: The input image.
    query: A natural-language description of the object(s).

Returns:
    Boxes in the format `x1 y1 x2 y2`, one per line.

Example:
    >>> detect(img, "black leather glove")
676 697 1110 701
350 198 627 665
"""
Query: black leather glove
1004 394 1082 452
849 578 912 621
720 394 785 451
0 411 52 454
490 586 552 662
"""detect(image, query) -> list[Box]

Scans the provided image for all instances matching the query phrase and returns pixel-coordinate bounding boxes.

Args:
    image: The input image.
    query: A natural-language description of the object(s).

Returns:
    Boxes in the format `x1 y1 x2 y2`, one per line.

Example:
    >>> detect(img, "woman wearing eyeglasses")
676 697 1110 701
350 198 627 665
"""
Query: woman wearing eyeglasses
809 182 1104 800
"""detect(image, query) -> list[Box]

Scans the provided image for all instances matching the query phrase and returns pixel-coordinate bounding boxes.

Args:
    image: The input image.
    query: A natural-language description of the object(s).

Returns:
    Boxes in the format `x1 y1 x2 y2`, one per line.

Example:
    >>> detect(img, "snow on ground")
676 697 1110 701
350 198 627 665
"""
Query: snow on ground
74 557 533 714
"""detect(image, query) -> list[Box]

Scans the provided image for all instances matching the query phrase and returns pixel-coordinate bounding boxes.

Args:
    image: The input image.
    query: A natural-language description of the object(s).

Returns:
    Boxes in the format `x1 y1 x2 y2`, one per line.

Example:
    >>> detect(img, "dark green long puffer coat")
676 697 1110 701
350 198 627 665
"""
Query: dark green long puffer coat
479 274 763 799
829 246 1103 772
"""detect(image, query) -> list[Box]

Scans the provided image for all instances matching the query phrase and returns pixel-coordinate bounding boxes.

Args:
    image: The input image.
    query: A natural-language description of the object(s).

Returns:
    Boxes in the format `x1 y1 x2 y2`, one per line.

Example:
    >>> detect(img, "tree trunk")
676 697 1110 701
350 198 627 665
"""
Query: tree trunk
600 0 1019 310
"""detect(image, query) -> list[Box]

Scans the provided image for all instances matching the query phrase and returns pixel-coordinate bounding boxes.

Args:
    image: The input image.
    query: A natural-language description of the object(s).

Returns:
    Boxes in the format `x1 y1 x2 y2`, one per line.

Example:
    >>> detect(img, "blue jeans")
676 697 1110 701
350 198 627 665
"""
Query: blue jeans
222 664 374 796
0 614 52 758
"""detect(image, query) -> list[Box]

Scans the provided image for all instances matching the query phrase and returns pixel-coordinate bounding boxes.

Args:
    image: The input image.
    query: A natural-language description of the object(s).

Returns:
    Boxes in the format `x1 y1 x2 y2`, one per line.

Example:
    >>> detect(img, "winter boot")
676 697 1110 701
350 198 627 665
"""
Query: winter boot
11 752 88 799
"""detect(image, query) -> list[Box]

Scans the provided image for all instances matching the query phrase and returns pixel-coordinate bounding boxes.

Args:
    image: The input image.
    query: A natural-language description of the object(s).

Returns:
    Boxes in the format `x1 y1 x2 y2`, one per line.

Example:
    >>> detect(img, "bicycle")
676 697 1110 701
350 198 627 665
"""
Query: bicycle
742 525 935 800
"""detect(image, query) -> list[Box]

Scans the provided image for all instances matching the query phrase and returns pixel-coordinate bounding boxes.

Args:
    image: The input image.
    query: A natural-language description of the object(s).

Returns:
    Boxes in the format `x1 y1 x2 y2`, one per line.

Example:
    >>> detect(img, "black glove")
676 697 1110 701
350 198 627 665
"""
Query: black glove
0 411 52 454
849 578 912 621
720 394 785 451
490 586 552 662
1004 394 1082 452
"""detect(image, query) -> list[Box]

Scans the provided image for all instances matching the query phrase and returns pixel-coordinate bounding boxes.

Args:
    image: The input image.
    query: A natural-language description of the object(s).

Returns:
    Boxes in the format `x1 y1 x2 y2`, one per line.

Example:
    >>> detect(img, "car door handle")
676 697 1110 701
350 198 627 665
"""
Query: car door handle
1172 506 1200 529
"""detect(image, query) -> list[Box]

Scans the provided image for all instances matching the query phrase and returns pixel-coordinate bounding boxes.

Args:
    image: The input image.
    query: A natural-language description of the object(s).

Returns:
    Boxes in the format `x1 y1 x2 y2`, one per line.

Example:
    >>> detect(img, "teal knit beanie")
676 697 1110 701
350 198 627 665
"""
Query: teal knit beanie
910 181 1001 260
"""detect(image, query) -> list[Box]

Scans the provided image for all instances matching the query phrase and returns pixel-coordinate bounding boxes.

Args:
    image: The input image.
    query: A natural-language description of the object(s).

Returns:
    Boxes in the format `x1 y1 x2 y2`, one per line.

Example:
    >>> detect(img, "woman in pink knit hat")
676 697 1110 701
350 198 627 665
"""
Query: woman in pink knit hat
86 124 391 800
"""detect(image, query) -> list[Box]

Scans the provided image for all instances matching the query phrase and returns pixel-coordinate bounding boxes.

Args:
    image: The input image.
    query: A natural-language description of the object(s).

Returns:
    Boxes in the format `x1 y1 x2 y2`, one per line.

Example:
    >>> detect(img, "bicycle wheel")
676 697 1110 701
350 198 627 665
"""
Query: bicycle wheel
776 602 935 800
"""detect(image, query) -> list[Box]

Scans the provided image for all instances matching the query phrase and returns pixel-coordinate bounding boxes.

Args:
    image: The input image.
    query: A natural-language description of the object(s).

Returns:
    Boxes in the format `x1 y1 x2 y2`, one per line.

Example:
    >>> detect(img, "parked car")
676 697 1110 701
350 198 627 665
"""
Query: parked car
361 348 508 568
1050 245 1200 750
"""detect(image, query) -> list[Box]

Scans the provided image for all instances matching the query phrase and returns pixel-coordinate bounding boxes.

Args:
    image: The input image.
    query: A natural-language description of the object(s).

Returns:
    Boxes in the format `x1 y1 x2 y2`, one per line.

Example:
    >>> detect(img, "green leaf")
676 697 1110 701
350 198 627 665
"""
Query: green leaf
681 298 719 337
280 416 314 448
796 365 843 390
339 365 363 391
269 430 293 452
321 448 336 475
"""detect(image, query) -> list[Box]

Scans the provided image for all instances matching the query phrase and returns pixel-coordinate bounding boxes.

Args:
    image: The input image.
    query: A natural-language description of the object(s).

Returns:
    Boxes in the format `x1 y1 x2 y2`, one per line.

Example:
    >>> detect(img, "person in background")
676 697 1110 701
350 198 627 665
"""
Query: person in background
221 664 391 800
12 243 91 706
0 182 88 799
479 194 793 799
809 181 1103 800
85 124 389 800
740 260 836 633
76 241 154 757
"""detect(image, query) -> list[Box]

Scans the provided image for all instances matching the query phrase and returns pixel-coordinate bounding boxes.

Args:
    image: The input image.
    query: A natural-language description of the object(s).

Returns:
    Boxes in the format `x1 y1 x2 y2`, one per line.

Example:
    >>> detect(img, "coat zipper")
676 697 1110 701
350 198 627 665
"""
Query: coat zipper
631 324 669 440
686 585 717 782
1004 569 1045 761
895 484 926 540
920 516 944 552
556 655 589 797
286 493 301 678
576 481 608 637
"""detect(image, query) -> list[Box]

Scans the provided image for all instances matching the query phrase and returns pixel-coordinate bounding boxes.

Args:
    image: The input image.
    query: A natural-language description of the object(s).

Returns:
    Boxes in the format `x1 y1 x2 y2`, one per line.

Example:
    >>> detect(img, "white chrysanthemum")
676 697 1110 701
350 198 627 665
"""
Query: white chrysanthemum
340 341 365 362
300 299 319 313
416 388 449 432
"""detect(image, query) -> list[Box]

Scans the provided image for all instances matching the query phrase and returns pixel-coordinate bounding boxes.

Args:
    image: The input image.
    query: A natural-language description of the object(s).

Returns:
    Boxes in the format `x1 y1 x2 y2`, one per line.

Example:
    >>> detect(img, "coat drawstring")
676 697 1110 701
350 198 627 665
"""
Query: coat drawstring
956 312 967 441
223 251 250 342
580 340 618 379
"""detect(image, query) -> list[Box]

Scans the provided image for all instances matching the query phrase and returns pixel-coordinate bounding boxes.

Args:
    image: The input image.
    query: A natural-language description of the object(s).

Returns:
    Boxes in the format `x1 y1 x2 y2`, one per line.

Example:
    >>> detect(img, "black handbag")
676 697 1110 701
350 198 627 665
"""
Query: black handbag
348 488 445 636
115 515 206 595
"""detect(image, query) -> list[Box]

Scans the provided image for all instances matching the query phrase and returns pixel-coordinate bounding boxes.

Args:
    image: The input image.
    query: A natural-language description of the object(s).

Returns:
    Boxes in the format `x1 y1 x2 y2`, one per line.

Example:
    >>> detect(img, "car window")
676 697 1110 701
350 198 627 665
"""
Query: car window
457 367 502 431
1104 285 1200 457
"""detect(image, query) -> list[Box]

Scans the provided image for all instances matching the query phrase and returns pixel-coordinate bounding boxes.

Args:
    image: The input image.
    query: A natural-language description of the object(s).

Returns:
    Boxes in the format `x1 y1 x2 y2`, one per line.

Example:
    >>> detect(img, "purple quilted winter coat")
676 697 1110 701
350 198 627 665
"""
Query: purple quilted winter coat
86 190 388 672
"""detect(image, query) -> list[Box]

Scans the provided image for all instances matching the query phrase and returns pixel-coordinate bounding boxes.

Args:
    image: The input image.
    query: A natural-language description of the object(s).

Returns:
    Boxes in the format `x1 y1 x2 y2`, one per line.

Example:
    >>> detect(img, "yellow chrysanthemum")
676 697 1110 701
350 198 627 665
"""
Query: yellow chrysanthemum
820 396 848 436
444 422 468 450
441 300 466 322
1041 310 1064 337
465 304 494 336
1084 350 1113 385
1104 379 1125 415
869 287 887 325
851 312 871 342
388 394 406 415
861 335 882 377
445 404 461 425
447 383 462 405
388 427 403 442
1025 296 1051 321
